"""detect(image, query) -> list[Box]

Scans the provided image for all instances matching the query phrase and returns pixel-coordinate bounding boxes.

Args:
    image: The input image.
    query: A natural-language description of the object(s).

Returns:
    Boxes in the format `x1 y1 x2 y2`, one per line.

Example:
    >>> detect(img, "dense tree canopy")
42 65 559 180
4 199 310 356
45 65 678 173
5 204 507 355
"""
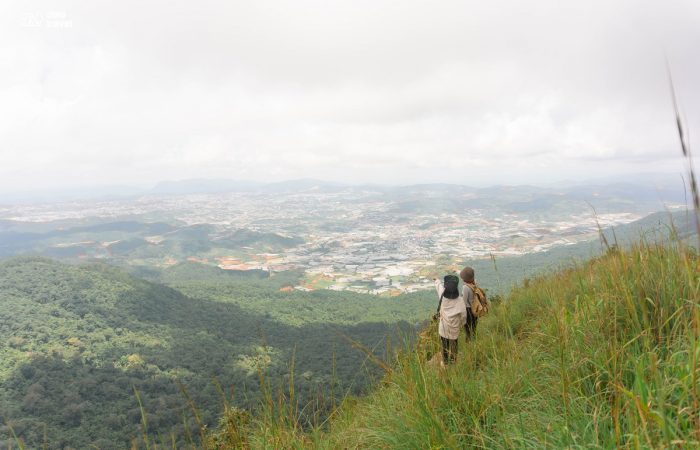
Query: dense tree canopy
0 257 430 448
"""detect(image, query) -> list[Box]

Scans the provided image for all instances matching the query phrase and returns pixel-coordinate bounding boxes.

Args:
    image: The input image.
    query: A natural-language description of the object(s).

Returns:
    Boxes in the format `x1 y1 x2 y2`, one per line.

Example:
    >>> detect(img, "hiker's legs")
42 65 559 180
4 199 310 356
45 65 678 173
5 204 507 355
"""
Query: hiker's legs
441 337 458 364
448 338 458 363
465 310 478 340
441 337 450 364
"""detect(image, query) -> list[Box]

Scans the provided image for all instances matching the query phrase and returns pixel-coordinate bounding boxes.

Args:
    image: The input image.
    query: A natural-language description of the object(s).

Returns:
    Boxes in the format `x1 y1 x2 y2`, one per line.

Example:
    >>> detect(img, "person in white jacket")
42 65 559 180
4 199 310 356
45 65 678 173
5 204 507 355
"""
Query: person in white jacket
434 274 467 365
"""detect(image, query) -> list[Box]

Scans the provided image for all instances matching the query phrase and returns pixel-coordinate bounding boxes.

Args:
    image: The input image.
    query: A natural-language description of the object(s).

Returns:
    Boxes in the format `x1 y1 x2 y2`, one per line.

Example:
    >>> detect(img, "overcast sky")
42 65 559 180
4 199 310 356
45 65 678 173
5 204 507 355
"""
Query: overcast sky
1 0 699 192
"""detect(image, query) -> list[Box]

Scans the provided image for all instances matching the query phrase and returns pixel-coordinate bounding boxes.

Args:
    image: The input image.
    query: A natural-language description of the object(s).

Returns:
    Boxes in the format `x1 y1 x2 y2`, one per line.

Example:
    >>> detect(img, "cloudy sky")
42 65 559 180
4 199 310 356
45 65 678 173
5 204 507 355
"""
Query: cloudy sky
1 0 699 192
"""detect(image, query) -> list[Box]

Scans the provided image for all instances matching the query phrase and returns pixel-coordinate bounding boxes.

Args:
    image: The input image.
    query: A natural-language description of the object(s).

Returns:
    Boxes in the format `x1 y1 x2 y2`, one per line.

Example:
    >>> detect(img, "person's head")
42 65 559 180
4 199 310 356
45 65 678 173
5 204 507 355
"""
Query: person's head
460 266 475 284
443 274 460 299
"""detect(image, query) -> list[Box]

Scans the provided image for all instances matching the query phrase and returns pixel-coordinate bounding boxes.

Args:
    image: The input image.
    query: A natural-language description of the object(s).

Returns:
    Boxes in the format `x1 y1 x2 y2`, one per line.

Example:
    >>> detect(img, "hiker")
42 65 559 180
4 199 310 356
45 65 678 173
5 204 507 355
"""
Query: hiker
434 274 467 365
460 266 488 340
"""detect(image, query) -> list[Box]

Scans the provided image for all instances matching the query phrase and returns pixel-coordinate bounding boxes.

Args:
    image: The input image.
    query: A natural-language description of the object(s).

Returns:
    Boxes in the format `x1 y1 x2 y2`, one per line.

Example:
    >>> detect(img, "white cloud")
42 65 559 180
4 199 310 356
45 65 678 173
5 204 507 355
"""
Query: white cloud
0 0 698 191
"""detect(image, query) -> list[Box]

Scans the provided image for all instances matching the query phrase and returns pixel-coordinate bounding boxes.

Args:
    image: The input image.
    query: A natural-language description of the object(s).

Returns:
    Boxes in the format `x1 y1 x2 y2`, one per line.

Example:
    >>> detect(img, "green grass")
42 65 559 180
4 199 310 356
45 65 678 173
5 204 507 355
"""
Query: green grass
205 234 700 448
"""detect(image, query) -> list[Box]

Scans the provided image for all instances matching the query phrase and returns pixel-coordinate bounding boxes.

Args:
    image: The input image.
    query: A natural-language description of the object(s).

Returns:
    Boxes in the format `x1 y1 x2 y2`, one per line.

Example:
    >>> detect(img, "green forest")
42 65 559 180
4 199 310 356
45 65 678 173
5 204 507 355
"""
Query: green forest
0 257 432 448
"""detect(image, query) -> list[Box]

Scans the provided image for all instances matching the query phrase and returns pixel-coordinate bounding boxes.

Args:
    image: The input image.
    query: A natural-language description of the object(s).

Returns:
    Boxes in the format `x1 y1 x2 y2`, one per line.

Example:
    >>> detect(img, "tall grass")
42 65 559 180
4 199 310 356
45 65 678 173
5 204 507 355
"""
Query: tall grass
669 63 700 243
211 234 698 449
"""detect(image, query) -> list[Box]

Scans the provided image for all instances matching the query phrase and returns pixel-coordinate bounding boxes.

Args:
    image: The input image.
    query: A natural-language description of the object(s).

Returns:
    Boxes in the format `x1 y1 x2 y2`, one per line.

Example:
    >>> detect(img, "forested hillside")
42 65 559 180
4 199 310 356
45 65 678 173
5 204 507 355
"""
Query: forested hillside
0 258 432 448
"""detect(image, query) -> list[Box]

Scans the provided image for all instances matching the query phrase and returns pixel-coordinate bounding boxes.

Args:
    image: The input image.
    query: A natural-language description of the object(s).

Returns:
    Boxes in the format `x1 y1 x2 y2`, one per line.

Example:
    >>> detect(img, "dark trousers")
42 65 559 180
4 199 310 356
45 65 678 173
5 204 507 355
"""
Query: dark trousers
465 309 478 340
440 336 458 364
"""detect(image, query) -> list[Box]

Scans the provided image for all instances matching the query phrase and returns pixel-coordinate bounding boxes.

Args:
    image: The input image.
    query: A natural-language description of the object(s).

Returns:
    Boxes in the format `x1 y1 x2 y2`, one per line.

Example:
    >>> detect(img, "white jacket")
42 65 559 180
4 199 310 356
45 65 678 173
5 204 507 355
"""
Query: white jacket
435 280 467 340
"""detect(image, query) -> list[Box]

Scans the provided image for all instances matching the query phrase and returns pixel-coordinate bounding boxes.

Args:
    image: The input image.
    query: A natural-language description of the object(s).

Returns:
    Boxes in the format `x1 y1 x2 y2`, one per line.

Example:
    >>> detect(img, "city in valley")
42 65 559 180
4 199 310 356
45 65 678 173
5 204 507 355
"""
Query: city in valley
0 182 681 295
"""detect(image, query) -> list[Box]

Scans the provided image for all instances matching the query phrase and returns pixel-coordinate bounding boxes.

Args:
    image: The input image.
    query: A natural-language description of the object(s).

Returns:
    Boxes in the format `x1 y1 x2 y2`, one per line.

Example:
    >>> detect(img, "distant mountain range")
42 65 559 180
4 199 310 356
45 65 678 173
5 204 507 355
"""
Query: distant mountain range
0 178 348 203
0 173 689 206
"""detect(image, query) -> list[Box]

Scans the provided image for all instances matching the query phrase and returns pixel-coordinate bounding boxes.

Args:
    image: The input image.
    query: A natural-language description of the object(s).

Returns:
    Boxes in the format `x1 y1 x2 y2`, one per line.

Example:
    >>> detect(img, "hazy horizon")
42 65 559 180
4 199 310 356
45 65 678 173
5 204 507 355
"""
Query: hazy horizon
0 170 690 206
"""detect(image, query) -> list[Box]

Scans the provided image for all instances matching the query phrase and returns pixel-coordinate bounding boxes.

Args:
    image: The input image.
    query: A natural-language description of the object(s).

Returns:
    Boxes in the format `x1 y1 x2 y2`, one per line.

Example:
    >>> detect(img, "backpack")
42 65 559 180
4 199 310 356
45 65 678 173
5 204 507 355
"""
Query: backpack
466 282 489 318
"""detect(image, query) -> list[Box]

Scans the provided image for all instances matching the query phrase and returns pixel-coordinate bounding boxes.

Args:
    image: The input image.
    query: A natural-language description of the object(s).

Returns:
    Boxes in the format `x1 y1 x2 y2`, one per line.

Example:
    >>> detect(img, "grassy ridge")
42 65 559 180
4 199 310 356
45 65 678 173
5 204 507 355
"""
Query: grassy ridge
212 235 699 448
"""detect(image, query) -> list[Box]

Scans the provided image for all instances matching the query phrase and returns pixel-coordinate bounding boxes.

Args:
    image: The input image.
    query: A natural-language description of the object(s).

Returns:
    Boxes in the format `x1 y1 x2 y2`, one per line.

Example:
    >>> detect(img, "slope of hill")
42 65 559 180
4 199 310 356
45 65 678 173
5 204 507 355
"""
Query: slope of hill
461 209 697 296
210 237 699 448
0 258 432 448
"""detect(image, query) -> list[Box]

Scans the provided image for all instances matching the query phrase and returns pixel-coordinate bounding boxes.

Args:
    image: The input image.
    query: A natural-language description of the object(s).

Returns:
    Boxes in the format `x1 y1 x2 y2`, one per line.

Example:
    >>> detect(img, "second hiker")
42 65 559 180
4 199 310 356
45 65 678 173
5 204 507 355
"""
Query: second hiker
460 266 489 340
